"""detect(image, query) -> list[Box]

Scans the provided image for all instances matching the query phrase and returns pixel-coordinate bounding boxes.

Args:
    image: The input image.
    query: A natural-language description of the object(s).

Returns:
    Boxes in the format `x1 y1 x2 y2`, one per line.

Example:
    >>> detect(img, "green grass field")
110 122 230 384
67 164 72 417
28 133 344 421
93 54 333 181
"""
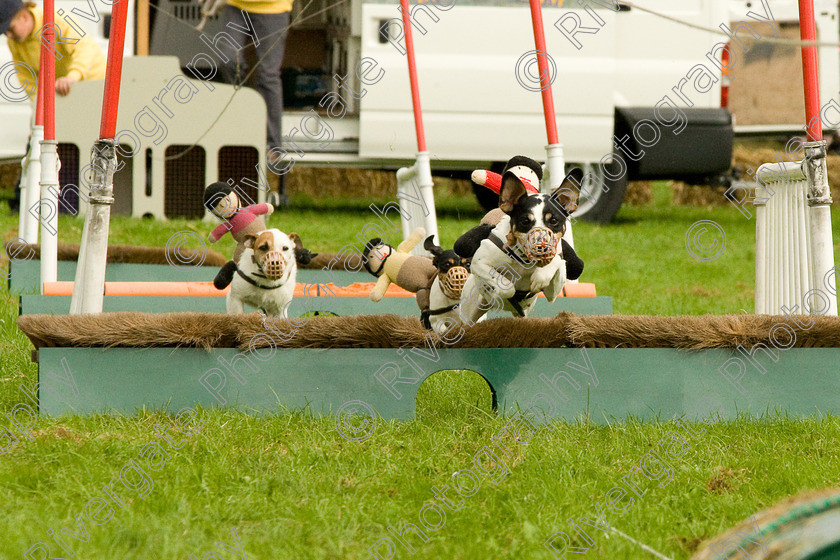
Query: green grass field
1 184 839 559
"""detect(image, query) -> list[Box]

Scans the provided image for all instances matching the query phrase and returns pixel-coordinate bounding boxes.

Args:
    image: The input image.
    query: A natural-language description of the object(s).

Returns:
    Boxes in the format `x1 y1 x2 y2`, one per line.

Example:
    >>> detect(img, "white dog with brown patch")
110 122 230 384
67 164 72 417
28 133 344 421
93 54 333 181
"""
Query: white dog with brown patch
227 229 297 317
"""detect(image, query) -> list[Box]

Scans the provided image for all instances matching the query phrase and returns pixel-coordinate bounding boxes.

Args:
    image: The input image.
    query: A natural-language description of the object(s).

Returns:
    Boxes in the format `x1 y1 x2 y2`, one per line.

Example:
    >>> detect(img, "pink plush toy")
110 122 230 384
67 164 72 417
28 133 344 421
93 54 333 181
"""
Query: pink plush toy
204 181 274 262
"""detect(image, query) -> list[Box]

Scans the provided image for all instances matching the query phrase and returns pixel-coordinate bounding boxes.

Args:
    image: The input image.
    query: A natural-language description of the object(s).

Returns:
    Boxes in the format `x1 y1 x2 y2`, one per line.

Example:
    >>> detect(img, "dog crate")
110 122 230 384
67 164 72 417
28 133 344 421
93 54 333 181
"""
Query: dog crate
54 56 266 220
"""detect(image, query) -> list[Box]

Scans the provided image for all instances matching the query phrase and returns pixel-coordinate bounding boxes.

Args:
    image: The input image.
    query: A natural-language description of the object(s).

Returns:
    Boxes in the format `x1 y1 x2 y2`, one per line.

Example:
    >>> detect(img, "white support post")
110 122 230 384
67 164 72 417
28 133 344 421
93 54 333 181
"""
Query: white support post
396 151 437 255
804 140 837 316
542 143 574 250
70 140 117 314
21 126 43 244
38 139 59 292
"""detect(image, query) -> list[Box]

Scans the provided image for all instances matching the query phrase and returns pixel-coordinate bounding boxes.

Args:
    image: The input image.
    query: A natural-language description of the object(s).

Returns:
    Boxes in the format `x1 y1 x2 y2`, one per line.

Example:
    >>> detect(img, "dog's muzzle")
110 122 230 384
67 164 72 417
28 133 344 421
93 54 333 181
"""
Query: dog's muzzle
440 266 469 299
259 251 286 279
525 227 560 266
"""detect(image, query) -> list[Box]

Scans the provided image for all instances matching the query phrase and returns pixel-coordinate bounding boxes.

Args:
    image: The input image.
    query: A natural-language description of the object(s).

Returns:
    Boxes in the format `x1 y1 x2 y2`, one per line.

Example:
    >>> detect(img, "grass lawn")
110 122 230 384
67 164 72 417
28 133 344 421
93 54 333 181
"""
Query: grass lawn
1 184 839 559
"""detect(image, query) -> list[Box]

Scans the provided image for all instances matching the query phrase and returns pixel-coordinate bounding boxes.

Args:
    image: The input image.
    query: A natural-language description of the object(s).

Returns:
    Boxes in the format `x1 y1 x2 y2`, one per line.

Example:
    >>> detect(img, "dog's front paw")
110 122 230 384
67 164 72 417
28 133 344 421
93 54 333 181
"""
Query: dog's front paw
530 266 554 294
214 261 237 290
496 285 517 300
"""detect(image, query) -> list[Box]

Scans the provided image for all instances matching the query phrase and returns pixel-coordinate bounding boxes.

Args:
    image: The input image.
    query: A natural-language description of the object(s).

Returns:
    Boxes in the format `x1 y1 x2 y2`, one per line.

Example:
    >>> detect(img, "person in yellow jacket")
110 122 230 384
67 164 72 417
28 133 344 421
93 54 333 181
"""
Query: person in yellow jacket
1 0 106 97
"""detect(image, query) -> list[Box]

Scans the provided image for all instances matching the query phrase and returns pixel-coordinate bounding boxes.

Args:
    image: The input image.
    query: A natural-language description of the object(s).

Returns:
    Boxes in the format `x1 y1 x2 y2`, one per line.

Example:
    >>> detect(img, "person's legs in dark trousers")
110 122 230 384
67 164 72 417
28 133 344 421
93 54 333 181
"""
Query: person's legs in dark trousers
218 5 289 149
218 6 290 202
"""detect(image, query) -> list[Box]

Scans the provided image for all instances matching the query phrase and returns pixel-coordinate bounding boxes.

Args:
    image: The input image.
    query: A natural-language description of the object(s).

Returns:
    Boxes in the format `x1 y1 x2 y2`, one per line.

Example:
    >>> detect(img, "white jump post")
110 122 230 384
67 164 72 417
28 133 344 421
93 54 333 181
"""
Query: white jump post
19 65 44 245
38 0 59 292
754 0 836 316
395 0 438 255
527 0 573 250
69 0 128 314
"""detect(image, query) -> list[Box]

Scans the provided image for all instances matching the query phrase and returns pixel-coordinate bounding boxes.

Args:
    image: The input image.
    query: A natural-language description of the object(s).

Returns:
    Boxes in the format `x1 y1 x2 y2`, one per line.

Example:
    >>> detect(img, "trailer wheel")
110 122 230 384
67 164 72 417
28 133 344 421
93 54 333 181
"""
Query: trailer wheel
471 155 628 224
570 151 628 224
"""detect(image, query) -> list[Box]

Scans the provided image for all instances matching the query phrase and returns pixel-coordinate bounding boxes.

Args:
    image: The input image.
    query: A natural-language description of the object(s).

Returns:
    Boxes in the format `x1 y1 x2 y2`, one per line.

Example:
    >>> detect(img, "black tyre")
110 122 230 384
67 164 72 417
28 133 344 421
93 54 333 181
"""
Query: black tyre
569 150 628 224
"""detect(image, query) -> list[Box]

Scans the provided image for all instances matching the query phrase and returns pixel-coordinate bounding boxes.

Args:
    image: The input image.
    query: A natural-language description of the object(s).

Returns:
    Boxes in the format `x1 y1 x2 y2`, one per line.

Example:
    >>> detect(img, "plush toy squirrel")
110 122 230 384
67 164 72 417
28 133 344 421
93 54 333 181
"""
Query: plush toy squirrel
362 227 438 310
204 181 275 263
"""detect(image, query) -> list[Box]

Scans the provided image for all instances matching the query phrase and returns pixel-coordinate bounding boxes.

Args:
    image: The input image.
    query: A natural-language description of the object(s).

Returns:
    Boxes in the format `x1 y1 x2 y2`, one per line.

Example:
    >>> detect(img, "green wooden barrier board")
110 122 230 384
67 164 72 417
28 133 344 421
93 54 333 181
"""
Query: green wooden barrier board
6 260 367 294
18 294 613 316
37 347 840 422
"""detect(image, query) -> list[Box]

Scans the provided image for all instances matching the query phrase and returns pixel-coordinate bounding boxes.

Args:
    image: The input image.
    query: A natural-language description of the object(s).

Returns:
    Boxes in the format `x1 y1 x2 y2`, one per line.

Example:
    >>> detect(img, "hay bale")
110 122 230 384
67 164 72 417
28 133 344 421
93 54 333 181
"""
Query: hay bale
671 181 731 208
0 161 21 192
732 144 840 204
284 167 474 199
623 181 653 206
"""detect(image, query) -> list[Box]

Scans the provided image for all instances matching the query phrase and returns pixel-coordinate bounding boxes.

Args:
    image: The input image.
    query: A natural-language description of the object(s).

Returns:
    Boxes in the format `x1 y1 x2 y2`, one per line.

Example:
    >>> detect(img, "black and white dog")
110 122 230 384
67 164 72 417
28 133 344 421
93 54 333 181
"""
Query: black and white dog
226 228 298 317
454 156 584 323
419 236 471 334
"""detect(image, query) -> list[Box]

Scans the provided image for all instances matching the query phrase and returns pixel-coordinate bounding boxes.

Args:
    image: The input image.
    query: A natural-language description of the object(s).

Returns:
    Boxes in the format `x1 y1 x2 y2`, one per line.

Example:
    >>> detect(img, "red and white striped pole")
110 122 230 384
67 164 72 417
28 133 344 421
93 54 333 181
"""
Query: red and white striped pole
39 0 59 290
528 0 572 246
70 0 129 313
395 0 438 252
401 0 426 153
529 0 558 146
799 0 821 142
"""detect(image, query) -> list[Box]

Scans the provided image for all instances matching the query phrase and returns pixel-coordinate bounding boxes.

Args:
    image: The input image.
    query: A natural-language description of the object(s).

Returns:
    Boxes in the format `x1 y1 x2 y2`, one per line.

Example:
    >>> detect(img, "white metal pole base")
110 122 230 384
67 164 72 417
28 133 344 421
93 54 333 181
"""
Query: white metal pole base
21 126 44 244
38 139 60 292
70 140 117 315
396 151 438 256
804 141 837 316
542 143 574 250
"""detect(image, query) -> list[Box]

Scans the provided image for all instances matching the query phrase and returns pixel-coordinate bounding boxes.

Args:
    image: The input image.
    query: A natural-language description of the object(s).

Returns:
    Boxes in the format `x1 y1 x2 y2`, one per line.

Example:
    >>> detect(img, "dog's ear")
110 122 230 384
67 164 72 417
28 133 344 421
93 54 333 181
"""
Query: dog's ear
288 232 304 250
499 173 529 213
551 168 583 214
423 235 443 256
243 233 259 249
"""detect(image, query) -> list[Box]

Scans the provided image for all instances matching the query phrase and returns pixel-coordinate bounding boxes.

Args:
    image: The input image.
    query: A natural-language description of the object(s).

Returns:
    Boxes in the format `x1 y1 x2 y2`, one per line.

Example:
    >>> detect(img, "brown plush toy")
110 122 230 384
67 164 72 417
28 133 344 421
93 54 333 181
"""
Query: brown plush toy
362 227 438 311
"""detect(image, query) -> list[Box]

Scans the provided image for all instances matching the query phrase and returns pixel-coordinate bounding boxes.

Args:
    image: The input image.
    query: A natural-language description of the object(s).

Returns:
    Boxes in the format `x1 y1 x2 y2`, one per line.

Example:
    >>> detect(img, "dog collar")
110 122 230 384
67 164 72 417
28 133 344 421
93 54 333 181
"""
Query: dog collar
420 304 460 329
235 266 286 290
